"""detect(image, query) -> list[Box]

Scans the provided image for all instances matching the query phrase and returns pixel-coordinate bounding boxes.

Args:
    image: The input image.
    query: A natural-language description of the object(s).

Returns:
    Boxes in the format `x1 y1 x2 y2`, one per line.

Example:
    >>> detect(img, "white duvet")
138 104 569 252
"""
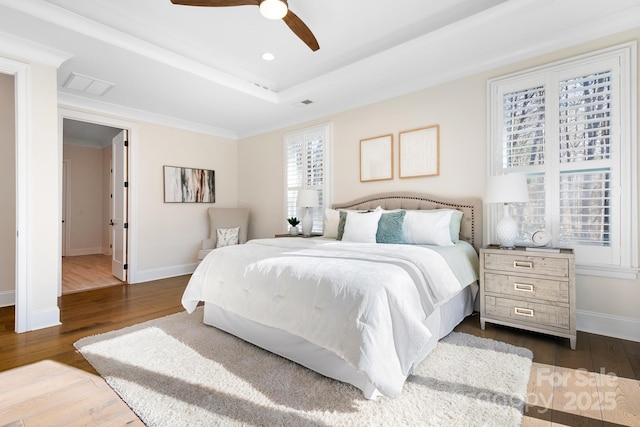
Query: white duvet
182 237 473 397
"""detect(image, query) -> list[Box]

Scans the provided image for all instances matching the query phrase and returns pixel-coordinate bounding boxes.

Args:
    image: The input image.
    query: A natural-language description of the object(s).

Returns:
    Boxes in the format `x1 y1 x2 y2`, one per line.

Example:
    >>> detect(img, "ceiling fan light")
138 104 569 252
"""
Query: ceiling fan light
259 0 287 20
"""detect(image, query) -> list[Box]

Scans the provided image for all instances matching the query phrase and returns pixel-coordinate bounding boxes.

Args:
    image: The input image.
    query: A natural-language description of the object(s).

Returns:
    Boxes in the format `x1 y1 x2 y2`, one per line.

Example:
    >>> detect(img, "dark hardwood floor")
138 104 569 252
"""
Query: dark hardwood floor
0 276 188 374
1 276 638 426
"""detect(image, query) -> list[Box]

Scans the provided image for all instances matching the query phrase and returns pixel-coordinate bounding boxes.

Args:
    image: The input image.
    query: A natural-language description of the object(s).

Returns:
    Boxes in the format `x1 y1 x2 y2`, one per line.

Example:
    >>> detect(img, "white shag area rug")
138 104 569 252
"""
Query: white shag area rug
75 308 532 426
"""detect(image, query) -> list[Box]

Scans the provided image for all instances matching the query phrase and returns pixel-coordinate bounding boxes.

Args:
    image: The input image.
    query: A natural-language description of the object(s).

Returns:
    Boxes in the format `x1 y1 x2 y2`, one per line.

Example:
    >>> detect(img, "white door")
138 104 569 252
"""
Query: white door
111 130 128 281
61 161 67 257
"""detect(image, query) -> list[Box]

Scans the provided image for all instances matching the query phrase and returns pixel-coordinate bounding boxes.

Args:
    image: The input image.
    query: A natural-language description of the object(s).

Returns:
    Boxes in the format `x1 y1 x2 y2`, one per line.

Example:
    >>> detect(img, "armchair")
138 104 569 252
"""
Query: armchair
197 207 250 261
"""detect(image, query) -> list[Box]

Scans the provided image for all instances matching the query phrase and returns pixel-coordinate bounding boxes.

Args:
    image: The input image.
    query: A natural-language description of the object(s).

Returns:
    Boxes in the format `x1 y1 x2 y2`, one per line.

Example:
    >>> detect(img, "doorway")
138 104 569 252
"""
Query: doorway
60 116 129 295
0 72 16 309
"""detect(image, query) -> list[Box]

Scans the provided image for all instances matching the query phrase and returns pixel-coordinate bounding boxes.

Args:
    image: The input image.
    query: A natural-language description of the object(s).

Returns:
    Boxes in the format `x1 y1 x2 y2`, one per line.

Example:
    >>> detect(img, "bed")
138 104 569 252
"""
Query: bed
182 192 483 399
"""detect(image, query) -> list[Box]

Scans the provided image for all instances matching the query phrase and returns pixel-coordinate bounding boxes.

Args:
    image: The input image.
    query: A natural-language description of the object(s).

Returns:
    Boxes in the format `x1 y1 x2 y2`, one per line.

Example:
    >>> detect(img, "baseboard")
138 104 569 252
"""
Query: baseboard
28 306 61 331
67 247 104 256
577 309 640 343
0 290 15 308
133 262 198 284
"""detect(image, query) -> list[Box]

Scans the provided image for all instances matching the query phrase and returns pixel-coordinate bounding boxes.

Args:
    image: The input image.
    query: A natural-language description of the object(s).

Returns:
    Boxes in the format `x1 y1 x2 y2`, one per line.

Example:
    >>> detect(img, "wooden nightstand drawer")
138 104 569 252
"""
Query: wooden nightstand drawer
483 272 569 303
484 252 569 278
480 246 576 349
485 296 570 329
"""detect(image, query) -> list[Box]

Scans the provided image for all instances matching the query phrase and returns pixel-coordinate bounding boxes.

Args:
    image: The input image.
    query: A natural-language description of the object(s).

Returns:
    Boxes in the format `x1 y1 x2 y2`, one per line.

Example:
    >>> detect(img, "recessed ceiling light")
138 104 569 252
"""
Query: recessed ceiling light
262 52 276 61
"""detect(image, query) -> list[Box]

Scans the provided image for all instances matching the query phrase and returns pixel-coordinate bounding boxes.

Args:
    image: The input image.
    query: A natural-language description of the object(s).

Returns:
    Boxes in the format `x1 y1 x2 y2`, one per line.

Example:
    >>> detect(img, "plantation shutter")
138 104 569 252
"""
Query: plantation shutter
489 44 636 276
557 70 613 248
284 124 331 233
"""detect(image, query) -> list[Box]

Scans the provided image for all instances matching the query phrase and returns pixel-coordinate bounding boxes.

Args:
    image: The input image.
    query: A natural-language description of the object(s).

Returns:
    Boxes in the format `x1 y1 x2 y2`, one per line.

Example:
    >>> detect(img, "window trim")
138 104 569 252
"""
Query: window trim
282 122 332 233
487 42 638 279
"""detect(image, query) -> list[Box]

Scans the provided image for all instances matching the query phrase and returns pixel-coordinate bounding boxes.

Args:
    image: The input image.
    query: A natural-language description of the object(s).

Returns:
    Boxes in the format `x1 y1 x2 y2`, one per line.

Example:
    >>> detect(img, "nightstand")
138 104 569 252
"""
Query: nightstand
480 245 576 350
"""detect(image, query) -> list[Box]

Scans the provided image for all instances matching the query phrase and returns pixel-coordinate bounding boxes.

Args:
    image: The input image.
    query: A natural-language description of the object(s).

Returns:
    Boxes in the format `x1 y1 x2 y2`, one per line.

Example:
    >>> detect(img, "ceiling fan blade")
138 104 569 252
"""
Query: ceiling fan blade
282 10 319 51
170 0 259 6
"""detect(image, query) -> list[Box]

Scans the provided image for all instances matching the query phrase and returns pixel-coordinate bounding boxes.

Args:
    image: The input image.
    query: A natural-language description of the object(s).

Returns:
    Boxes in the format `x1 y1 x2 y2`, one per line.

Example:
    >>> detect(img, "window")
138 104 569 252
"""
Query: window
284 123 332 233
488 43 637 278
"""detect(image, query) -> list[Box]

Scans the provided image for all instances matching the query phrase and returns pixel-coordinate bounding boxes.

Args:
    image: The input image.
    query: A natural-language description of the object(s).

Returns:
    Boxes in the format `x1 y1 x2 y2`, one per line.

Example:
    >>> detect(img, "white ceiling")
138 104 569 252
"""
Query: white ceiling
1 0 639 140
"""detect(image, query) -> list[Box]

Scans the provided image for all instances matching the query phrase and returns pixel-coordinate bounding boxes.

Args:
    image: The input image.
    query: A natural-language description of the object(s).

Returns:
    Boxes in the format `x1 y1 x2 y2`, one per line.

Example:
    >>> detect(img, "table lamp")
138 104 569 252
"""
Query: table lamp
485 174 529 249
296 189 319 237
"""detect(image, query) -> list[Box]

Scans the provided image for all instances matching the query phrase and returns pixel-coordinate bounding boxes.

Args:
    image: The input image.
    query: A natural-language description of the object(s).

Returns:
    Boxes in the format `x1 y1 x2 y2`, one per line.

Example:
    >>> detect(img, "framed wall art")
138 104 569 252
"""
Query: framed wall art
399 125 440 178
163 165 215 203
360 134 393 182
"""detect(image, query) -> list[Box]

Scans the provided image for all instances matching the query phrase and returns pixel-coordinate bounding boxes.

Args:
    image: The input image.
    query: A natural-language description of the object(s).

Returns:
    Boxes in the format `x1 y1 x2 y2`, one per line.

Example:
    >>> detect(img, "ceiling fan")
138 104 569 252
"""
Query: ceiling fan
170 0 320 51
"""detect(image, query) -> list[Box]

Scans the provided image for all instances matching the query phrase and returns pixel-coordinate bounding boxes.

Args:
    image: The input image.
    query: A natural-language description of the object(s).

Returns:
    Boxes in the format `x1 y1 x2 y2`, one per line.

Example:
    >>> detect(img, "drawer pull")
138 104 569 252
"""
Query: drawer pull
513 260 533 269
514 307 534 317
514 282 534 292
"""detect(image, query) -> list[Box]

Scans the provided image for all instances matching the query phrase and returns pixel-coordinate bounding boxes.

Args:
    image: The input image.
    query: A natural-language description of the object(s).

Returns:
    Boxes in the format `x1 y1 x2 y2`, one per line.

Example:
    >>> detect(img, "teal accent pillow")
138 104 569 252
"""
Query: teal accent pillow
376 210 406 244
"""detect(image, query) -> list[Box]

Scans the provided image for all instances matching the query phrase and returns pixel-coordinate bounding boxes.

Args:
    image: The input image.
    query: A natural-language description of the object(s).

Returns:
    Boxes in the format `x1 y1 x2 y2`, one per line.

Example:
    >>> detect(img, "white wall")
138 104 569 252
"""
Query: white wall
28 61 61 327
238 28 640 340
0 73 15 306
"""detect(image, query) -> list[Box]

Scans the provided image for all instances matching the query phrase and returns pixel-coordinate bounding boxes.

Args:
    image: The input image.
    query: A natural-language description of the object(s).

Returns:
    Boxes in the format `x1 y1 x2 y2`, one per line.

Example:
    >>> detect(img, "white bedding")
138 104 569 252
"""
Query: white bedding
182 237 478 398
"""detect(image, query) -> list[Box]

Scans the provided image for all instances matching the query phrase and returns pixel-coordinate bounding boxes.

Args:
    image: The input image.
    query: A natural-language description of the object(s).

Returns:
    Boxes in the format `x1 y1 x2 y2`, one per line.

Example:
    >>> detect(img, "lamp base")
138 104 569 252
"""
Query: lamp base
301 207 313 237
496 204 518 249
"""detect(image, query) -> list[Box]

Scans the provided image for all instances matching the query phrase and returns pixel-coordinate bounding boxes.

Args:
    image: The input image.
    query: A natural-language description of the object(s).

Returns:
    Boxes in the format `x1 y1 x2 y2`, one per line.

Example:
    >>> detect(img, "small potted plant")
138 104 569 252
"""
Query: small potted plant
287 217 300 236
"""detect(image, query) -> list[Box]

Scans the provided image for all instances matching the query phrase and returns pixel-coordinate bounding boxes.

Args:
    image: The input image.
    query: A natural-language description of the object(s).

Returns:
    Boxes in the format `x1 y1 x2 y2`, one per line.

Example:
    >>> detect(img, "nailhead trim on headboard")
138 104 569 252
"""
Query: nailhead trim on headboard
332 192 483 252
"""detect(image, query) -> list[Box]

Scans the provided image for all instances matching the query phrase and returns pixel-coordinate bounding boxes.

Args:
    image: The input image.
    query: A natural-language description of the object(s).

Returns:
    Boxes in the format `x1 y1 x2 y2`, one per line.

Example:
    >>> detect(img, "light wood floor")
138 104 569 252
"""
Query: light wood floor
62 254 123 294
0 277 638 426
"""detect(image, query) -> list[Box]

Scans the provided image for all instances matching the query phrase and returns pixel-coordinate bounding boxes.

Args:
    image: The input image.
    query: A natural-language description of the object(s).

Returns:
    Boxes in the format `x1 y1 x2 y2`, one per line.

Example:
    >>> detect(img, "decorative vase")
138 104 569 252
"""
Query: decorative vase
289 226 299 236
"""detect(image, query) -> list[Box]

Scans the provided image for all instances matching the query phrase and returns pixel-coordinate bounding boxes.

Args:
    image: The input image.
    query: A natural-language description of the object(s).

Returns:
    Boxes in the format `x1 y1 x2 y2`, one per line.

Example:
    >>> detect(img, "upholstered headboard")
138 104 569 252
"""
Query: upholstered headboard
332 192 483 252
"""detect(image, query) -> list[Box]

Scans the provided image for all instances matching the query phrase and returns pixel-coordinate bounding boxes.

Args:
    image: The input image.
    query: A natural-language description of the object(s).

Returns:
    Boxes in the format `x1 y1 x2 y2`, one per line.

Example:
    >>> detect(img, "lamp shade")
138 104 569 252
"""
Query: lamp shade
485 174 530 204
296 189 319 208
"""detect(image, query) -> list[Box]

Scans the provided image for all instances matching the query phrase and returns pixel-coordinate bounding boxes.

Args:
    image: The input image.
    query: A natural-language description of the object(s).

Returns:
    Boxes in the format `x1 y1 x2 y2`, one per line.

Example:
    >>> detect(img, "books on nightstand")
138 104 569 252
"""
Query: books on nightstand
525 246 561 253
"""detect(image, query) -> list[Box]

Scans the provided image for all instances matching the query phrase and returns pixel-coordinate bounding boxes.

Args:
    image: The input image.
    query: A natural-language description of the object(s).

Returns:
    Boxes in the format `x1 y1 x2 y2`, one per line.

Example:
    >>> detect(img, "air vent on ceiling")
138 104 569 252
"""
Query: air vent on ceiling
63 72 114 96
292 99 314 108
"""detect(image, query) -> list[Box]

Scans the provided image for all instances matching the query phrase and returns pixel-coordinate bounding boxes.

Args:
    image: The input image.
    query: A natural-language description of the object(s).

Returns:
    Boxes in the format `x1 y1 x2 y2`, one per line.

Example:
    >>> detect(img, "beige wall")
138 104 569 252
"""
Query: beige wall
0 73 15 303
239 29 640 332
135 122 238 280
63 144 105 255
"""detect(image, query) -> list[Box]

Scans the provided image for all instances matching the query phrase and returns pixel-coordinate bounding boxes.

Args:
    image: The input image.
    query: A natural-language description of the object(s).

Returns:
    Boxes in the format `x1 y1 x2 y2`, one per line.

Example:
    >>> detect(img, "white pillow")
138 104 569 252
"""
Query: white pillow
341 211 383 243
216 226 239 248
323 209 340 238
403 210 454 246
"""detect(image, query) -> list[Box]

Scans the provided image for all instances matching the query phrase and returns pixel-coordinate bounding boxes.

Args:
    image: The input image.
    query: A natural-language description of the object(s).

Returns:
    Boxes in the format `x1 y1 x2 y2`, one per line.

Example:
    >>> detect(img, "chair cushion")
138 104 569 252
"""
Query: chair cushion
207 207 250 247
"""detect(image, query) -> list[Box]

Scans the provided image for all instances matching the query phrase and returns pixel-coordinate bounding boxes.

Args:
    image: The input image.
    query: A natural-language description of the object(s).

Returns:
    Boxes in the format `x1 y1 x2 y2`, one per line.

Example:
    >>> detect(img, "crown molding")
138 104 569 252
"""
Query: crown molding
0 29 72 67
58 92 239 140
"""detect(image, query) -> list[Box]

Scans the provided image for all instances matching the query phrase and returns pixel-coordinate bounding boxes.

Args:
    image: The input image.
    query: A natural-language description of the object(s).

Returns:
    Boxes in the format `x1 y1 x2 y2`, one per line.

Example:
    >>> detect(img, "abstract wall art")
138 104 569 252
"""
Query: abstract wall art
163 165 215 203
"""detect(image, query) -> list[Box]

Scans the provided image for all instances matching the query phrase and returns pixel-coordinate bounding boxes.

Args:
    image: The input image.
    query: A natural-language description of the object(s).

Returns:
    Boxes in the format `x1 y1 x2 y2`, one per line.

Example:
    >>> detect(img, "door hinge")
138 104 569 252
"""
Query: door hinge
124 223 128 229
124 140 129 147
124 181 128 188
109 244 112 249
124 264 128 270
